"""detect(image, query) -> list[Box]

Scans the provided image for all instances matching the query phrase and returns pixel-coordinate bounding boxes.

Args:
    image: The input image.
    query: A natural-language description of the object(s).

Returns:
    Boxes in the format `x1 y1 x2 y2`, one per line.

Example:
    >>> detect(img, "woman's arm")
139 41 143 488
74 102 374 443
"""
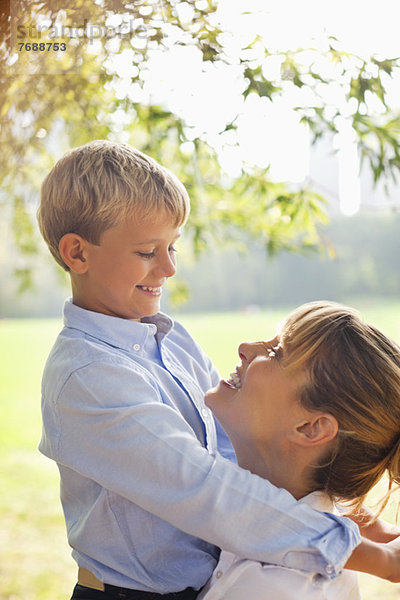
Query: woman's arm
345 536 400 582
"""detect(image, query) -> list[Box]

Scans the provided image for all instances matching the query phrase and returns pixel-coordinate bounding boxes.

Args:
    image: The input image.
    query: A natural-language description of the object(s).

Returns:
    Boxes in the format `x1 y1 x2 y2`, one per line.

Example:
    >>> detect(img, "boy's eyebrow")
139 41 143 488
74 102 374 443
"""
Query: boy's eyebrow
133 233 181 245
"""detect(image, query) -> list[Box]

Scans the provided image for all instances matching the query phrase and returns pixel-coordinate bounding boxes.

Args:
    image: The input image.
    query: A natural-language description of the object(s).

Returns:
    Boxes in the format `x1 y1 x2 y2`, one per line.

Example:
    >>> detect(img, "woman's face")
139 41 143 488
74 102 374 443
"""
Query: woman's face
205 336 309 465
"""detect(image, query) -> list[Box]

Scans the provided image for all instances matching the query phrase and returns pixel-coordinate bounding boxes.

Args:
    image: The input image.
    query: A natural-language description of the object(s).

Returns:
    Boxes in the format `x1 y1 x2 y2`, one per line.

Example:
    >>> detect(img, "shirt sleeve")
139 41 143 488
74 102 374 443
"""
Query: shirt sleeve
42 358 360 579
214 416 237 463
197 342 237 462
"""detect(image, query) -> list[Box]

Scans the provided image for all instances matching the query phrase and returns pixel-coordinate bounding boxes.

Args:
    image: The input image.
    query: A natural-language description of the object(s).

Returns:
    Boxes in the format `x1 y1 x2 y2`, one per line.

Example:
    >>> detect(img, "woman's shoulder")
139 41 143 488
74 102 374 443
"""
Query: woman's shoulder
199 551 360 600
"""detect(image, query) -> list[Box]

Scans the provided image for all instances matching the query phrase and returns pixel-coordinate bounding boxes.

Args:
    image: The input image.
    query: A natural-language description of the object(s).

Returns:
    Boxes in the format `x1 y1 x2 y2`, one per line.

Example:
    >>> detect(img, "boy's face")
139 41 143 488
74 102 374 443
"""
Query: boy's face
73 212 181 320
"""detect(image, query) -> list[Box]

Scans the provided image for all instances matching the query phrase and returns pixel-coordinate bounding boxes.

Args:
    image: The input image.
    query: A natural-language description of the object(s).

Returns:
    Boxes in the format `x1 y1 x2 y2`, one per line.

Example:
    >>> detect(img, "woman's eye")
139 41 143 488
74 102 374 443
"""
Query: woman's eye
169 245 177 254
270 345 282 359
261 341 282 359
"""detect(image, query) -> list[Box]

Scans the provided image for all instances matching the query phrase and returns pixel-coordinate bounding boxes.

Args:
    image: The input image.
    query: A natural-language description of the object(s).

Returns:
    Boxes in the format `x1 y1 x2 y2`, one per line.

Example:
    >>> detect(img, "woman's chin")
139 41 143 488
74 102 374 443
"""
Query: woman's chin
205 379 236 408
204 387 216 409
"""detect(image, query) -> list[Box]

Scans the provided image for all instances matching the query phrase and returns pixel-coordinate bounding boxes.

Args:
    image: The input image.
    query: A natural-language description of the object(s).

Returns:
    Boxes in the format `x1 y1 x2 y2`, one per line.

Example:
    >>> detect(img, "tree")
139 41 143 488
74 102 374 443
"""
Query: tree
1 0 400 293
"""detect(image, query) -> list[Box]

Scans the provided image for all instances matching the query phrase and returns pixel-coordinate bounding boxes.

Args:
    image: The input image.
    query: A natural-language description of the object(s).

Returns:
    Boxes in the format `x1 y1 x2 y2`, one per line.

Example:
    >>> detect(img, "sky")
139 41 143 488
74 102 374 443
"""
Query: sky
48 0 400 215
117 0 397 215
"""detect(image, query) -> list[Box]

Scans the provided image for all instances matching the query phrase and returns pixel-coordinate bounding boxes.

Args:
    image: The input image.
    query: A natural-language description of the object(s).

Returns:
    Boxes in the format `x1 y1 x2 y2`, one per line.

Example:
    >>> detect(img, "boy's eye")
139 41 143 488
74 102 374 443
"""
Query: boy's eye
136 246 177 259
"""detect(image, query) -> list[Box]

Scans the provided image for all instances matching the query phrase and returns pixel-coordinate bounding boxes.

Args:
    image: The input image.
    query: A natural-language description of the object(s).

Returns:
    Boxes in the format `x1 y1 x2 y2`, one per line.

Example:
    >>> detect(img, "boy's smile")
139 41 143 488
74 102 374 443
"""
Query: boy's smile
70 211 181 321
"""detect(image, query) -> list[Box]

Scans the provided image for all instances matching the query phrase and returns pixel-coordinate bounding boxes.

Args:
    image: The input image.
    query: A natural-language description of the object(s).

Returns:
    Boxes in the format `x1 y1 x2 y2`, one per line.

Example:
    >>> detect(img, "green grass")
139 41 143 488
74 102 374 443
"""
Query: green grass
0 317 75 600
2 300 400 599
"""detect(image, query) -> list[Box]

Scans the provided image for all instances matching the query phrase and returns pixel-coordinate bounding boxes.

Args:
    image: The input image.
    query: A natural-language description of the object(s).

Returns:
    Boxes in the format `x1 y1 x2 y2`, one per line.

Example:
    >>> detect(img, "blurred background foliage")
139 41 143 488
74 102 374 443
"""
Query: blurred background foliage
2 4 400 599
1 211 400 317
0 0 400 303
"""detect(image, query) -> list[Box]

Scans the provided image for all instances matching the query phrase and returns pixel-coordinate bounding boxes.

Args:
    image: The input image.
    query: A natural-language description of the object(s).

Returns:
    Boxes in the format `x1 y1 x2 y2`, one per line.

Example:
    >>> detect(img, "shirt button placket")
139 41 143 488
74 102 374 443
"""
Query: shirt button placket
201 408 209 419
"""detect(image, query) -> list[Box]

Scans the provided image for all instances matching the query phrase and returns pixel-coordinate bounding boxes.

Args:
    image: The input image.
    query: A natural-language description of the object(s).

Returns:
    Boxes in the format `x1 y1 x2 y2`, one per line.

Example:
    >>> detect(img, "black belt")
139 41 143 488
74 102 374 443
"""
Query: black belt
75 568 199 600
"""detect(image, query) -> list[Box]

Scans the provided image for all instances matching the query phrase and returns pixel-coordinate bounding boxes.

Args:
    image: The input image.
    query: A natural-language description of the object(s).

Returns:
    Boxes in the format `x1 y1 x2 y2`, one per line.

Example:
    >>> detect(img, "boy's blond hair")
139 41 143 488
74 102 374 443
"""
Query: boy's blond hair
279 301 400 516
37 140 190 270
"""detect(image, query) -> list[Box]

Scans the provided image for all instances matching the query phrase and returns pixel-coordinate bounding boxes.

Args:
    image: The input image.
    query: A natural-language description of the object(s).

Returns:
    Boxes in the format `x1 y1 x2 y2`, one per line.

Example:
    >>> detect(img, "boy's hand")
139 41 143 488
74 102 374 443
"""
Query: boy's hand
345 536 400 582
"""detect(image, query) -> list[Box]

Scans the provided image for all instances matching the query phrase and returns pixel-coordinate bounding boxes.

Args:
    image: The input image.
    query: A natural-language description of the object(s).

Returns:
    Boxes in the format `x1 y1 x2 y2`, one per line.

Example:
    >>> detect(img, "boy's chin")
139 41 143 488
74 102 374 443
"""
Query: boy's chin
133 300 162 320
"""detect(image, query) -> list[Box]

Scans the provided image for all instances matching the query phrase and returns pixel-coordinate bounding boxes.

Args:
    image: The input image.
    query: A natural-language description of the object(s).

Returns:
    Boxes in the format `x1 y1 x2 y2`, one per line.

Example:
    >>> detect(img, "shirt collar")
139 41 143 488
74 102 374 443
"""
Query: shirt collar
63 298 173 352
298 490 334 513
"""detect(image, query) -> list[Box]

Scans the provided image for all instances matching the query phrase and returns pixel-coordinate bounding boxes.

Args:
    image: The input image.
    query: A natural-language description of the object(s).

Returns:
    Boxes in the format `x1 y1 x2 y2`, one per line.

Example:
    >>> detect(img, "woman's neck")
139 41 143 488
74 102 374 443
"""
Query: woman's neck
235 443 317 500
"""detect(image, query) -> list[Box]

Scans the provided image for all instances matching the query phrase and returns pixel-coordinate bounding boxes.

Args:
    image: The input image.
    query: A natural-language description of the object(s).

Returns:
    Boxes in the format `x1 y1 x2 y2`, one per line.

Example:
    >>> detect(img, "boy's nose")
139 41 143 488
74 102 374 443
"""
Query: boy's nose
164 260 176 278
156 253 176 278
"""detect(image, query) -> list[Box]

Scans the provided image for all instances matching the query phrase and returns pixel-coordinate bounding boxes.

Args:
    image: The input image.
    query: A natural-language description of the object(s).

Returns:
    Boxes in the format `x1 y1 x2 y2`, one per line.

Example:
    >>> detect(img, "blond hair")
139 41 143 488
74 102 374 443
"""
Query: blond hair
279 301 400 515
37 140 190 270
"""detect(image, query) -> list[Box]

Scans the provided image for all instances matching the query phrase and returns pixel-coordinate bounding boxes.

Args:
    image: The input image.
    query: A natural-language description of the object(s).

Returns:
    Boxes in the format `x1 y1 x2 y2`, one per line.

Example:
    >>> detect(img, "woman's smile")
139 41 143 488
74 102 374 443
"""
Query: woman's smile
225 367 242 389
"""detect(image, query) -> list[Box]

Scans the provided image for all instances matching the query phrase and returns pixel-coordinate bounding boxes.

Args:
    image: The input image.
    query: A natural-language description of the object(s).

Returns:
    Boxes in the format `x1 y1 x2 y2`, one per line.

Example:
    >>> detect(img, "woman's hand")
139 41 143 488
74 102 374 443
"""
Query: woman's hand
347 505 400 543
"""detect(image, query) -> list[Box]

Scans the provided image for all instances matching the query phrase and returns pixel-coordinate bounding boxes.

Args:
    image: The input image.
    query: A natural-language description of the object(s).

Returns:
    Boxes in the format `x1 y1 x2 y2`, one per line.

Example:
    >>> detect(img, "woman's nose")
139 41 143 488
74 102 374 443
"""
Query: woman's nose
238 342 257 363
238 336 279 362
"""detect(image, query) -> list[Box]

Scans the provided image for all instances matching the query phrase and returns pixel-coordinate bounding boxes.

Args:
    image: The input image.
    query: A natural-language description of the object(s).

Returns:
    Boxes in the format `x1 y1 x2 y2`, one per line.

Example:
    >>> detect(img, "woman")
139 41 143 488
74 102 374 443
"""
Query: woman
199 301 400 600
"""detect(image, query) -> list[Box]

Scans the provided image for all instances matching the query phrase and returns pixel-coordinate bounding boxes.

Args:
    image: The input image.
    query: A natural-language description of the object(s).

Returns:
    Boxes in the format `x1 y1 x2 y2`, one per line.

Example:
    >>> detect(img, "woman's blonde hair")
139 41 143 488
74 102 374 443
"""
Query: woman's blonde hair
279 301 400 515
37 140 190 270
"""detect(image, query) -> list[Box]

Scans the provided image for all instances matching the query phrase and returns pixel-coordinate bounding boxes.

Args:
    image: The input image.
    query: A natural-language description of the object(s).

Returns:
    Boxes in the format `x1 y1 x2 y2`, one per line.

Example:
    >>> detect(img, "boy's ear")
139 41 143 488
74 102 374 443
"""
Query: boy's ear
59 233 89 274
290 413 338 448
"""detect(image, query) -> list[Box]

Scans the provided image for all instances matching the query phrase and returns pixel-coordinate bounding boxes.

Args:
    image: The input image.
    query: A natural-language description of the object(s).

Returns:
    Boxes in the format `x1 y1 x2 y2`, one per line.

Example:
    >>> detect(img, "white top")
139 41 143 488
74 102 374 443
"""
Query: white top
198 492 361 600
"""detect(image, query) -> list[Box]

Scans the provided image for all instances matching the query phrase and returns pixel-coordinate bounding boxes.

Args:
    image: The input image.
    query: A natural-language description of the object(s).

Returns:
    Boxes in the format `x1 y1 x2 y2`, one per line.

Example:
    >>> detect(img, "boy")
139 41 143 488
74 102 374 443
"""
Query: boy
37 140 396 600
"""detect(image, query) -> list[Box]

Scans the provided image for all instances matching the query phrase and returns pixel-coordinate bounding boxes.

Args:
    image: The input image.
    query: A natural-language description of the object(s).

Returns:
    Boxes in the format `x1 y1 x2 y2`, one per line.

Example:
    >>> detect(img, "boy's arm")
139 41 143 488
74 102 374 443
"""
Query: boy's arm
42 360 360 579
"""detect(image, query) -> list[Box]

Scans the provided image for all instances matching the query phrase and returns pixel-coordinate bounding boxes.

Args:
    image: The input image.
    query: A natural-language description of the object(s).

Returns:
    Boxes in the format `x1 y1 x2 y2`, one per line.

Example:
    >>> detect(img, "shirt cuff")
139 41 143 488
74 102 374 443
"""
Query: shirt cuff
281 514 361 579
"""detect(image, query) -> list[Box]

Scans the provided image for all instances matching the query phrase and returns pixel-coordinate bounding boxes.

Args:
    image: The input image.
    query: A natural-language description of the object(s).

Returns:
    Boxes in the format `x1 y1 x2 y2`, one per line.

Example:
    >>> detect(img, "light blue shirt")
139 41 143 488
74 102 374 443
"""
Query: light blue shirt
39 299 360 594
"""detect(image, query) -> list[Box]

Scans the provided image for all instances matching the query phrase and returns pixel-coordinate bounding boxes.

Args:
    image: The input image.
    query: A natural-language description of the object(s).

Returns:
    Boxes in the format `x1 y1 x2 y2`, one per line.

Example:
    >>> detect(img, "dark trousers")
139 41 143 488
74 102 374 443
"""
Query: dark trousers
70 584 199 600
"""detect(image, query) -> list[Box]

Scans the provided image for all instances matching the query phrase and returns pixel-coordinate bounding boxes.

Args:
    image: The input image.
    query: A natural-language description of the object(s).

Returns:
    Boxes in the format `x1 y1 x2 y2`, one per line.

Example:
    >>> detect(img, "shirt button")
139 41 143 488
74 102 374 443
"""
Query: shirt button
201 408 209 419
215 571 223 579
133 344 141 351
325 564 334 576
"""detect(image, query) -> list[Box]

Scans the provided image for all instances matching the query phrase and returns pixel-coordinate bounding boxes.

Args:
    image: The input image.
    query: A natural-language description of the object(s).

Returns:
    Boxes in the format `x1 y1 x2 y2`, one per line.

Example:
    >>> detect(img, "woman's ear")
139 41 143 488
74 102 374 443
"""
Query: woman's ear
291 413 338 448
59 233 89 274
